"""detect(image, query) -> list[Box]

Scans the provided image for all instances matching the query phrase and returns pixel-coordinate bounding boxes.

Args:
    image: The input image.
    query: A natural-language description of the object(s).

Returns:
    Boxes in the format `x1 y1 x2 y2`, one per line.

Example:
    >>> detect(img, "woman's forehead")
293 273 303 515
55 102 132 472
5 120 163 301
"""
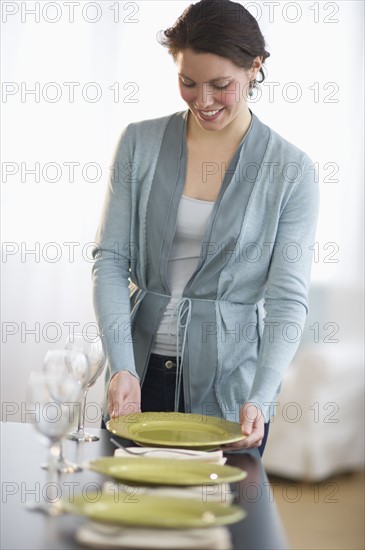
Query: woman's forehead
176 49 243 78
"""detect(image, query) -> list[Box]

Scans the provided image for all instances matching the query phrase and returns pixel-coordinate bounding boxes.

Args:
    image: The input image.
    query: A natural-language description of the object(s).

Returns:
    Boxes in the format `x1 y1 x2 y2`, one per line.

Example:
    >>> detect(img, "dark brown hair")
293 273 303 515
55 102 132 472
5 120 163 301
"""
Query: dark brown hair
158 0 270 84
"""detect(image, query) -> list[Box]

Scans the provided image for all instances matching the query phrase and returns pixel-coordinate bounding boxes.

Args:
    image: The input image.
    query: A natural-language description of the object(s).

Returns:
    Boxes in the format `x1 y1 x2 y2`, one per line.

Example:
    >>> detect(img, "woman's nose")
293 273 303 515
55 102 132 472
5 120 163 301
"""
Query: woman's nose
194 83 217 108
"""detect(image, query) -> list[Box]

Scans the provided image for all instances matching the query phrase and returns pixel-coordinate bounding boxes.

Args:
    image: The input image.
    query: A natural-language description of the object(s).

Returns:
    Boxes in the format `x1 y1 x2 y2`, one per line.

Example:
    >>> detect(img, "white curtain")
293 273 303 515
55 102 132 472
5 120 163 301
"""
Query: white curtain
2 1 363 460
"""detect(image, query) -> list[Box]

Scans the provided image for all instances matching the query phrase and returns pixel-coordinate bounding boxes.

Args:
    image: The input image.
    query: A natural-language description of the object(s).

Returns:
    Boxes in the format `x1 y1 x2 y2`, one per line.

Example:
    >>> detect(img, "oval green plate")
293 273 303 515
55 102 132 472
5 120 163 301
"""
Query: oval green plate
107 412 245 449
87 456 247 486
62 492 246 529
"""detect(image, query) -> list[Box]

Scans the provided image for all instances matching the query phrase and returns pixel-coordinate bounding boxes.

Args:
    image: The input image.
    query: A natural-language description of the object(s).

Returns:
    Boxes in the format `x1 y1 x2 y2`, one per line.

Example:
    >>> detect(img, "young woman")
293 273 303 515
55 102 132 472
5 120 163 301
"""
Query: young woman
92 0 319 455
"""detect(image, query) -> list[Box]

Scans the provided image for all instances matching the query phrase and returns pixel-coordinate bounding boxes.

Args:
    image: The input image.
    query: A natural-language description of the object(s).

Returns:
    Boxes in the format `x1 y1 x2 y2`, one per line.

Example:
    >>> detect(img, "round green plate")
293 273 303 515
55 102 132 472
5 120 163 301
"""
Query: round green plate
62 492 246 529
87 456 247 486
107 412 245 449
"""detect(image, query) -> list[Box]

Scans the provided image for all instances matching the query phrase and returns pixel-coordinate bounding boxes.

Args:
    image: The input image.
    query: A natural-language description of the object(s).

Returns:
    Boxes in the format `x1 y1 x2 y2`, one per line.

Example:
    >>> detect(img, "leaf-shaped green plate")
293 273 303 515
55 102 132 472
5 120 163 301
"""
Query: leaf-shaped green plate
107 412 245 449
62 492 246 528
87 456 247 486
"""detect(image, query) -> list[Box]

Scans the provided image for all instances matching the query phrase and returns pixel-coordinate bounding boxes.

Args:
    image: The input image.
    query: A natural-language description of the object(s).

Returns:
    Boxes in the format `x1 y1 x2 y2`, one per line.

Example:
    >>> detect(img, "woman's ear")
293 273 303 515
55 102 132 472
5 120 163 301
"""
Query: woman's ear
251 55 263 78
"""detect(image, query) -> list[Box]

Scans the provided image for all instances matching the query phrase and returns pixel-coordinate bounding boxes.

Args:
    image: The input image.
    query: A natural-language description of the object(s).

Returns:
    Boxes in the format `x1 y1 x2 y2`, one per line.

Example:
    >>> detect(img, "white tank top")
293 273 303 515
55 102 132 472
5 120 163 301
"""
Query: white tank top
151 194 215 356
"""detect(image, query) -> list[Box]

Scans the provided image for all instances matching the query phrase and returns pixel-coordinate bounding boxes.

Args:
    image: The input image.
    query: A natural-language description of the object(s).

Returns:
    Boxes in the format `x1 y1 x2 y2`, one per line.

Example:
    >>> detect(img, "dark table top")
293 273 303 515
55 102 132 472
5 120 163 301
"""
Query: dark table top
1 422 288 550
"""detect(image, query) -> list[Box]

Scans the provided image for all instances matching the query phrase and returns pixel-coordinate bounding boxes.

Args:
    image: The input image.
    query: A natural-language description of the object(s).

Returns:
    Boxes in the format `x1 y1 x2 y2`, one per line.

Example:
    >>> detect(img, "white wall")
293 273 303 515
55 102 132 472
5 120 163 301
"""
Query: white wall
1 1 363 431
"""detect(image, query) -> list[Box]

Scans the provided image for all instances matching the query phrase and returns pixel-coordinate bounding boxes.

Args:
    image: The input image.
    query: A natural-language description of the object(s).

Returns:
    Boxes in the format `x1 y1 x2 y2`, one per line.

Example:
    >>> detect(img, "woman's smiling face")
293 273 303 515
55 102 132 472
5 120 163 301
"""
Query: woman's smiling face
176 48 259 132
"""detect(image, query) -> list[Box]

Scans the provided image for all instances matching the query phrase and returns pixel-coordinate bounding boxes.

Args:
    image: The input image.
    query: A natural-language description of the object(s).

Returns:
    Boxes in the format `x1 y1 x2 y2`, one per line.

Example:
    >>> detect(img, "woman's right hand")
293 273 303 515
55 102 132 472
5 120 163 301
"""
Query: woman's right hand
107 371 141 418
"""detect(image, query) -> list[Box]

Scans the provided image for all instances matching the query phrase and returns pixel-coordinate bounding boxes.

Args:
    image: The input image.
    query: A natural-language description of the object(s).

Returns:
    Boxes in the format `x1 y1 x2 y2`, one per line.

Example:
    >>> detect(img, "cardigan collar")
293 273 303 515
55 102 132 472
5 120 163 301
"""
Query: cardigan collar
145 108 270 300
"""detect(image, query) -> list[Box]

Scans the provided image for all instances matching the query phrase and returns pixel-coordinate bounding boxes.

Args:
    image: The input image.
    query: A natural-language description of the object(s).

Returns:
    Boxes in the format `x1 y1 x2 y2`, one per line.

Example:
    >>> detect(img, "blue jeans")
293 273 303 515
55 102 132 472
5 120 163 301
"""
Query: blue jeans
141 353 185 413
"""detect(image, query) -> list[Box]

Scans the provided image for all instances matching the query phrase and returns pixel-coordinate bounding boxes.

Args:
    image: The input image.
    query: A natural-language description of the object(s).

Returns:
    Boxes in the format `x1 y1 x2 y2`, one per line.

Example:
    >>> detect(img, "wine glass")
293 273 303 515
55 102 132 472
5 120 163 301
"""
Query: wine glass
25 359 84 515
65 331 105 442
43 349 89 473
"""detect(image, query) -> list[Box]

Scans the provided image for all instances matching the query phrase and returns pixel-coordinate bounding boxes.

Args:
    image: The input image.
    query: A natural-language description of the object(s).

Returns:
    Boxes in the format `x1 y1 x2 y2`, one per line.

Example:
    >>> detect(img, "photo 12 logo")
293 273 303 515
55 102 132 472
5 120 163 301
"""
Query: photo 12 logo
1 81 140 104
1 2 140 24
206 1 340 24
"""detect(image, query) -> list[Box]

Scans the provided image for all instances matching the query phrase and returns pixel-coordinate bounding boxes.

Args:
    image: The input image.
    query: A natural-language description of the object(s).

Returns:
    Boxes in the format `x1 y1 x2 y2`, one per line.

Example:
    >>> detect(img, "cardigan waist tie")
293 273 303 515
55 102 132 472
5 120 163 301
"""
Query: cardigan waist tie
174 297 192 412
135 288 217 412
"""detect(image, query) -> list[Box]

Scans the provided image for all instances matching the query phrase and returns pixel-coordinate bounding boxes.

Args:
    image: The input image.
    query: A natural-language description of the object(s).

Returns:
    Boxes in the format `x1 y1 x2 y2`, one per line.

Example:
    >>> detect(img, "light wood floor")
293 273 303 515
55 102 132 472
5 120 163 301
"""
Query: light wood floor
267 470 365 550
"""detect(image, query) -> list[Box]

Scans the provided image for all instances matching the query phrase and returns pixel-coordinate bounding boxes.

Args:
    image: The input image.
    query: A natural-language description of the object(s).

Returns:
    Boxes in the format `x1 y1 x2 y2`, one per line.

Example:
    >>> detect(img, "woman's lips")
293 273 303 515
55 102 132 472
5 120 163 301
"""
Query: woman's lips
197 108 224 121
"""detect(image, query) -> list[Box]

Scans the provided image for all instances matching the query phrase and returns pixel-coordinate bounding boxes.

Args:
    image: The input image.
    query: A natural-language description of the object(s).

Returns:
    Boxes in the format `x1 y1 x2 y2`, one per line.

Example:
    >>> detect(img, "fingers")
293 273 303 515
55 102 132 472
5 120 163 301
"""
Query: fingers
108 382 119 417
108 392 121 418
109 400 140 417
241 433 262 448
220 403 265 451
221 431 263 451
108 400 116 418
108 392 141 417
240 403 263 434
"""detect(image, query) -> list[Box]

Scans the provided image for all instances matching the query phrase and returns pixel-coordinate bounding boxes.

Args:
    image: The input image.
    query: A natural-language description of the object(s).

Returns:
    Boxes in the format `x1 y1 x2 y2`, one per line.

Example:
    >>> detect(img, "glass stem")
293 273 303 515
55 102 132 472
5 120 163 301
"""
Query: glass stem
58 440 64 463
77 390 89 434
48 441 59 473
46 442 59 502
44 441 62 511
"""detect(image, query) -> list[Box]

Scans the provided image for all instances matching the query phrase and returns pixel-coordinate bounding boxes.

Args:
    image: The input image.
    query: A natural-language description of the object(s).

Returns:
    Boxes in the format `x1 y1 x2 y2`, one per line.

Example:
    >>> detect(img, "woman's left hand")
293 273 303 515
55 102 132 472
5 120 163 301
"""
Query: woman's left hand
221 402 264 450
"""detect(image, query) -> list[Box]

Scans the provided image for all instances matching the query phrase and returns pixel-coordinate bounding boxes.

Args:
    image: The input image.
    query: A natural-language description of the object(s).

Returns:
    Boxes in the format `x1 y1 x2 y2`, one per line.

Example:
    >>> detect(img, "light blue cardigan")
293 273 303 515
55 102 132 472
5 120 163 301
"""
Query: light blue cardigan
92 109 319 422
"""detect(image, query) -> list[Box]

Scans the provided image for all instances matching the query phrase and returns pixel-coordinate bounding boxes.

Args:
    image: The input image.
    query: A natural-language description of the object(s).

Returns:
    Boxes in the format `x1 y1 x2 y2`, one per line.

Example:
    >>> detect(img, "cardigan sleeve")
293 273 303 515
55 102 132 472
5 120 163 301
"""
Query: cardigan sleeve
91 124 139 382
248 155 319 419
